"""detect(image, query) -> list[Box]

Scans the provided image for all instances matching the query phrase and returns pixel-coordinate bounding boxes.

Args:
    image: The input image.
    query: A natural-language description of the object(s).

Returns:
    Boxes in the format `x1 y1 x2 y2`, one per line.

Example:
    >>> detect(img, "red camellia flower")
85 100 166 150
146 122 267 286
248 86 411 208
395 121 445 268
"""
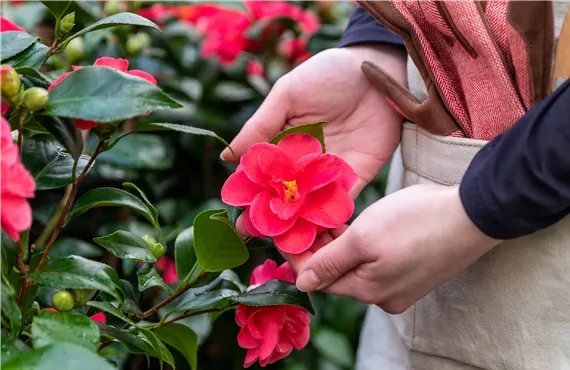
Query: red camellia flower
47 57 156 130
246 60 264 77
1 17 25 32
1 117 35 241
155 256 178 284
221 134 356 254
236 259 310 368
278 38 312 65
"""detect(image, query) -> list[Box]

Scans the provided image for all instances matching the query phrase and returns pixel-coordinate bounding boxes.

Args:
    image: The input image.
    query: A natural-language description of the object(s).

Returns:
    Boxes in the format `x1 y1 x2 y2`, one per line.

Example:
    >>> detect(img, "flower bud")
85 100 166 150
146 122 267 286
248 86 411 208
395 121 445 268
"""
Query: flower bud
30 301 40 316
151 243 166 260
51 290 74 312
63 37 84 64
71 288 96 306
142 234 156 248
21 87 49 112
126 33 151 55
56 12 75 39
1 65 21 102
105 1 121 15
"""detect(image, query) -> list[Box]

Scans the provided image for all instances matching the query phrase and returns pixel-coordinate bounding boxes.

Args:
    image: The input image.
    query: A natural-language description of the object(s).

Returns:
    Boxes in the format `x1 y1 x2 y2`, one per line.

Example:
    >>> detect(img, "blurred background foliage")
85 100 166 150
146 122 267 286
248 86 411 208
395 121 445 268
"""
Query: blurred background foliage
1 1 391 369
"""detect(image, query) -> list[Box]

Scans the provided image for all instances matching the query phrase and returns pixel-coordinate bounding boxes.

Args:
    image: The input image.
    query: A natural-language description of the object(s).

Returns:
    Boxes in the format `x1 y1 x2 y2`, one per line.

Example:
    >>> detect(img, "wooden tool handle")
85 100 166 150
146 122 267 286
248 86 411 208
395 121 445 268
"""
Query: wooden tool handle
552 7 570 91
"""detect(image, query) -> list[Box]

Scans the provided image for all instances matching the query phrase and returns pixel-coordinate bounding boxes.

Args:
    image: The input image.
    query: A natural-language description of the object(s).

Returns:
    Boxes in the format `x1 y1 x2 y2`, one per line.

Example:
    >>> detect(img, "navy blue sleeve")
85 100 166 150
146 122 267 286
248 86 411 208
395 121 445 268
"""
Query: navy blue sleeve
460 80 570 240
338 7 405 48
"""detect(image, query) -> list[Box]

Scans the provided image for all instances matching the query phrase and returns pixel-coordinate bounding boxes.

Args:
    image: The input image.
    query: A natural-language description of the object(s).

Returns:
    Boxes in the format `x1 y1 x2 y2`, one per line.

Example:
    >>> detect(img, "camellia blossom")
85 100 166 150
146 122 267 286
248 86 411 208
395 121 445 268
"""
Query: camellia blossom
246 60 264 77
47 57 156 130
221 134 357 254
236 259 310 368
1 117 35 241
1 17 25 32
155 256 178 284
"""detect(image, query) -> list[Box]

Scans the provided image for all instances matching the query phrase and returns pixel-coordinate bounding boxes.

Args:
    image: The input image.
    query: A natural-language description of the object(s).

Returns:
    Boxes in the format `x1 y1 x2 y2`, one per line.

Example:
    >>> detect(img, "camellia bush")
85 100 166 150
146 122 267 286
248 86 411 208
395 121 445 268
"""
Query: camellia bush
1 1 376 369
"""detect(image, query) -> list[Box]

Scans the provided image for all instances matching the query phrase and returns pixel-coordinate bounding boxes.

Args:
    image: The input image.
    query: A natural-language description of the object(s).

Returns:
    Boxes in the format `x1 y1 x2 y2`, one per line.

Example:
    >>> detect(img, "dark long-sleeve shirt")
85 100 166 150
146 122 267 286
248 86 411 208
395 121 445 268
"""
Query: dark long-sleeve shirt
340 7 570 240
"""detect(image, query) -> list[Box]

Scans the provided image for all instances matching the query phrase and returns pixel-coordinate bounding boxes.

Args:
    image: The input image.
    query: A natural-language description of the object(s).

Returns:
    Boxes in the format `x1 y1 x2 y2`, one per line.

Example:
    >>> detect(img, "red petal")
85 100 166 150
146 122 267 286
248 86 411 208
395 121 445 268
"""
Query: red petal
48 72 71 92
275 262 297 284
258 146 294 181
71 65 83 71
221 170 264 206
127 69 157 85
240 206 267 238
94 57 129 71
1 195 32 239
238 325 261 349
250 259 278 286
235 304 250 327
273 218 316 254
277 134 322 163
299 182 353 228
250 192 296 236
295 153 343 193
240 143 274 187
90 312 106 324
73 119 97 130
244 347 261 368
255 307 286 362
269 197 303 220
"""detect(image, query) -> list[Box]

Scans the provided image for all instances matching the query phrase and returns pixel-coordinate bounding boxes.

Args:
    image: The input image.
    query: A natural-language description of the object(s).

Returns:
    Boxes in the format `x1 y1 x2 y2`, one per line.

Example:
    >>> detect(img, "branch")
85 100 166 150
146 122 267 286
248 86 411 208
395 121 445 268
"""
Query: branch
43 39 60 64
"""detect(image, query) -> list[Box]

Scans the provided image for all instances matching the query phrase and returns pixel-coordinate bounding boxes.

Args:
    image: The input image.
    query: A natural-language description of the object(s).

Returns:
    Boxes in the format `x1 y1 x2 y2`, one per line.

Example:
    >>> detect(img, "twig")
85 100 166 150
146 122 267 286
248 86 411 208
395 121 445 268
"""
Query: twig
15 238 29 306
159 308 220 327
34 185 72 248
17 111 24 153
138 284 192 322
43 39 60 64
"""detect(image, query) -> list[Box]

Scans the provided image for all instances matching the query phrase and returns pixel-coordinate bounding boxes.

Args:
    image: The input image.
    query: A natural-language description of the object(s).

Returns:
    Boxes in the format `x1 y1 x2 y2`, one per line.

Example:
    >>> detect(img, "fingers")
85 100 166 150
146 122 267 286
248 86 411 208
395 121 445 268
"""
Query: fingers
220 79 290 162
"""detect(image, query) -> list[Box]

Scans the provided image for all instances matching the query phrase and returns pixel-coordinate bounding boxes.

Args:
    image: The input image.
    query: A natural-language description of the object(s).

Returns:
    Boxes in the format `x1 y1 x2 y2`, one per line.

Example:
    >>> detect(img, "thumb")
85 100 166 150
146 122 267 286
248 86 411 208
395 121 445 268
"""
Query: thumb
220 80 290 162
295 229 365 292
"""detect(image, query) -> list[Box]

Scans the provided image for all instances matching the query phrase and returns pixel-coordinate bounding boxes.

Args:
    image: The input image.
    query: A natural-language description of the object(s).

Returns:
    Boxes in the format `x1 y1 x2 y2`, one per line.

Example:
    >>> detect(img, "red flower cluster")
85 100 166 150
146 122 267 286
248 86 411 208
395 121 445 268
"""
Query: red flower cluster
139 1 319 65
236 259 310 368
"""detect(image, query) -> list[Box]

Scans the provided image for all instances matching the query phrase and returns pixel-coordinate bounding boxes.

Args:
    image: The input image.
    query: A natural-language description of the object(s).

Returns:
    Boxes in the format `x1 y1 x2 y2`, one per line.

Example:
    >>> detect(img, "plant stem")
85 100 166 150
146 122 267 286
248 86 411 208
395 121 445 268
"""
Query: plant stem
33 139 106 272
34 185 72 248
43 39 60 64
159 308 220 327
17 110 24 153
137 284 192 322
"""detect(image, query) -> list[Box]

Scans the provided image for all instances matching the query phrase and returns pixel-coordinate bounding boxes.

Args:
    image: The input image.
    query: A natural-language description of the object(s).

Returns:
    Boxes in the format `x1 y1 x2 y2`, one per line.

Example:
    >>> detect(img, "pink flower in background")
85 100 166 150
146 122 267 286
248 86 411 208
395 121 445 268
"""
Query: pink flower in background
246 60 264 77
236 259 310 368
244 1 319 35
221 134 356 254
48 57 156 130
0 17 25 32
90 312 106 324
137 4 176 23
278 38 312 65
1 117 35 241
155 256 178 284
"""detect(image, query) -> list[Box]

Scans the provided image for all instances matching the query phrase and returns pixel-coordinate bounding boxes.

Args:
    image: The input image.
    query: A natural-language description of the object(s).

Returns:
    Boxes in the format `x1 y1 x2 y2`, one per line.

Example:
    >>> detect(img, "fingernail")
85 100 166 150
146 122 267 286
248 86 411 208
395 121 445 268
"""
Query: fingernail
296 269 320 292
219 151 227 161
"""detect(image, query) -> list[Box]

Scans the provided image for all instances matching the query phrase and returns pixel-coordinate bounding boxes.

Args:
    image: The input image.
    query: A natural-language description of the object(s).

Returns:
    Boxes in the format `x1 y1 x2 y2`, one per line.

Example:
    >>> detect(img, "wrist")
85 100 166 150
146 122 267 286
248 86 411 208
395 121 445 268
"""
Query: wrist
343 44 407 86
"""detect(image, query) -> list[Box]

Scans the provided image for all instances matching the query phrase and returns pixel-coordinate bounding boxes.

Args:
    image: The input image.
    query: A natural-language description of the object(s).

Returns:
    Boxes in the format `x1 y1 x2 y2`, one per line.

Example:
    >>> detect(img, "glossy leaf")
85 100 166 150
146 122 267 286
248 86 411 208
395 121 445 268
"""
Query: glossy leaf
118 280 143 317
86 301 136 326
96 133 174 170
312 328 354 368
93 230 157 263
29 256 123 302
68 187 156 227
1 330 28 365
270 121 327 152
174 227 198 286
137 328 175 370
15 67 51 83
31 310 99 352
122 182 158 226
44 67 182 122
1 277 21 337
154 324 198 370
4 41 49 69
21 135 90 190
1 230 17 278
193 209 248 272
234 279 315 315
41 1 71 19
36 116 83 160
137 265 173 295
97 323 147 354
1 32 37 61
2 343 115 370
49 238 102 259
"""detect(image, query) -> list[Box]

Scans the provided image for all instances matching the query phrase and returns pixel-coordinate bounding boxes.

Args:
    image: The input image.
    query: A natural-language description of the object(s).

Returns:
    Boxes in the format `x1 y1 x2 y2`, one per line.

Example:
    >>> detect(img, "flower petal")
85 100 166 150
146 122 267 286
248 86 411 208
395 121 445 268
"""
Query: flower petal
299 182 353 228
277 134 322 163
250 259 278 286
90 312 106 324
255 307 286 362
73 119 98 130
275 262 297 284
222 170 264 207
47 72 71 92
258 146 294 181
240 143 274 187
94 57 129 71
250 192 296 236
238 325 261 349
127 69 157 85
1 195 32 238
236 304 250 327
295 153 344 193
269 196 303 220
273 218 316 254
244 347 261 368
238 206 267 238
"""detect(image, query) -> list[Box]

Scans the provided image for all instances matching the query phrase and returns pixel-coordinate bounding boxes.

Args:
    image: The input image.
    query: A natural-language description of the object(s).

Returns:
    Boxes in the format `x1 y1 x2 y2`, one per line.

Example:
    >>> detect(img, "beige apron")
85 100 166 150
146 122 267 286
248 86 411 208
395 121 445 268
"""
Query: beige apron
357 3 570 370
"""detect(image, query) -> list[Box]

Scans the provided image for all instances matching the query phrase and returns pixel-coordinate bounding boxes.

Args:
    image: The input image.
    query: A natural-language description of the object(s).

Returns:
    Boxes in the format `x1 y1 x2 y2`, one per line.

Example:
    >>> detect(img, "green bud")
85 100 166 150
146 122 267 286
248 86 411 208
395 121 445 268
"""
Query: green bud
56 12 75 39
142 235 156 248
51 290 74 312
71 289 97 306
63 37 84 64
150 242 166 260
30 301 40 317
1 64 21 102
21 87 49 112
126 33 151 55
105 1 121 15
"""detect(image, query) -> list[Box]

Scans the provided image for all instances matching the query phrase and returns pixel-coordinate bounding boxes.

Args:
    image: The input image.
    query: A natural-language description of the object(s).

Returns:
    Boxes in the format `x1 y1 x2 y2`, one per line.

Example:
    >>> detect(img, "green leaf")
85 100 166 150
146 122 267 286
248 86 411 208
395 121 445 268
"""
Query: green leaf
65 12 163 44
1 230 17 278
21 135 91 190
97 323 147 354
41 1 71 19
137 328 175 370
96 133 174 170
312 328 354 368
29 256 123 302
118 280 143 317
1 277 21 337
137 122 233 155
4 41 49 69
93 230 157 263
36 116 83 160
0 32 37 61
15 67 51 83
137 265 173 295
85 301 136 326
49 237 102 259
155 324 198 370
269 121 327 152
31 310 100 352
122 182 159 224
68 187 156 227
193 209 248 272
2 343 116 370
174 227 199 286
1 330 28 365
44 66 182 122
234 279 315 315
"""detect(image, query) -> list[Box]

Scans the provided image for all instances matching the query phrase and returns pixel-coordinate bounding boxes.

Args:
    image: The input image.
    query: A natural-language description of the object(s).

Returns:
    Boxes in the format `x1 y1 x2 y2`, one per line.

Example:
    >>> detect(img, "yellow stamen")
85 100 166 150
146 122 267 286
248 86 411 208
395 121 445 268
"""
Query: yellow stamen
283 180 299 203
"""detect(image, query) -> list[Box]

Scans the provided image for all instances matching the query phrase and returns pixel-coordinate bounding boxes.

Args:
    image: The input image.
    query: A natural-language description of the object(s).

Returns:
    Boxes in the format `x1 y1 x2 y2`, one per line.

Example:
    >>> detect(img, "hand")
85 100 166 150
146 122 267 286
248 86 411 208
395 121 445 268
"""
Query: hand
221 45 407 196
291 185 501 314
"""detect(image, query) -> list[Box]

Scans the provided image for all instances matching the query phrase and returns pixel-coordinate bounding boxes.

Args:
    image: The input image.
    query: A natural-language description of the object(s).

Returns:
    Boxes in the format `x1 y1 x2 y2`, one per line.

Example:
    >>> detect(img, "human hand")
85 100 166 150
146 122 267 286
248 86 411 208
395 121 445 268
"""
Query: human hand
221 45 407 196
290 184 501 314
